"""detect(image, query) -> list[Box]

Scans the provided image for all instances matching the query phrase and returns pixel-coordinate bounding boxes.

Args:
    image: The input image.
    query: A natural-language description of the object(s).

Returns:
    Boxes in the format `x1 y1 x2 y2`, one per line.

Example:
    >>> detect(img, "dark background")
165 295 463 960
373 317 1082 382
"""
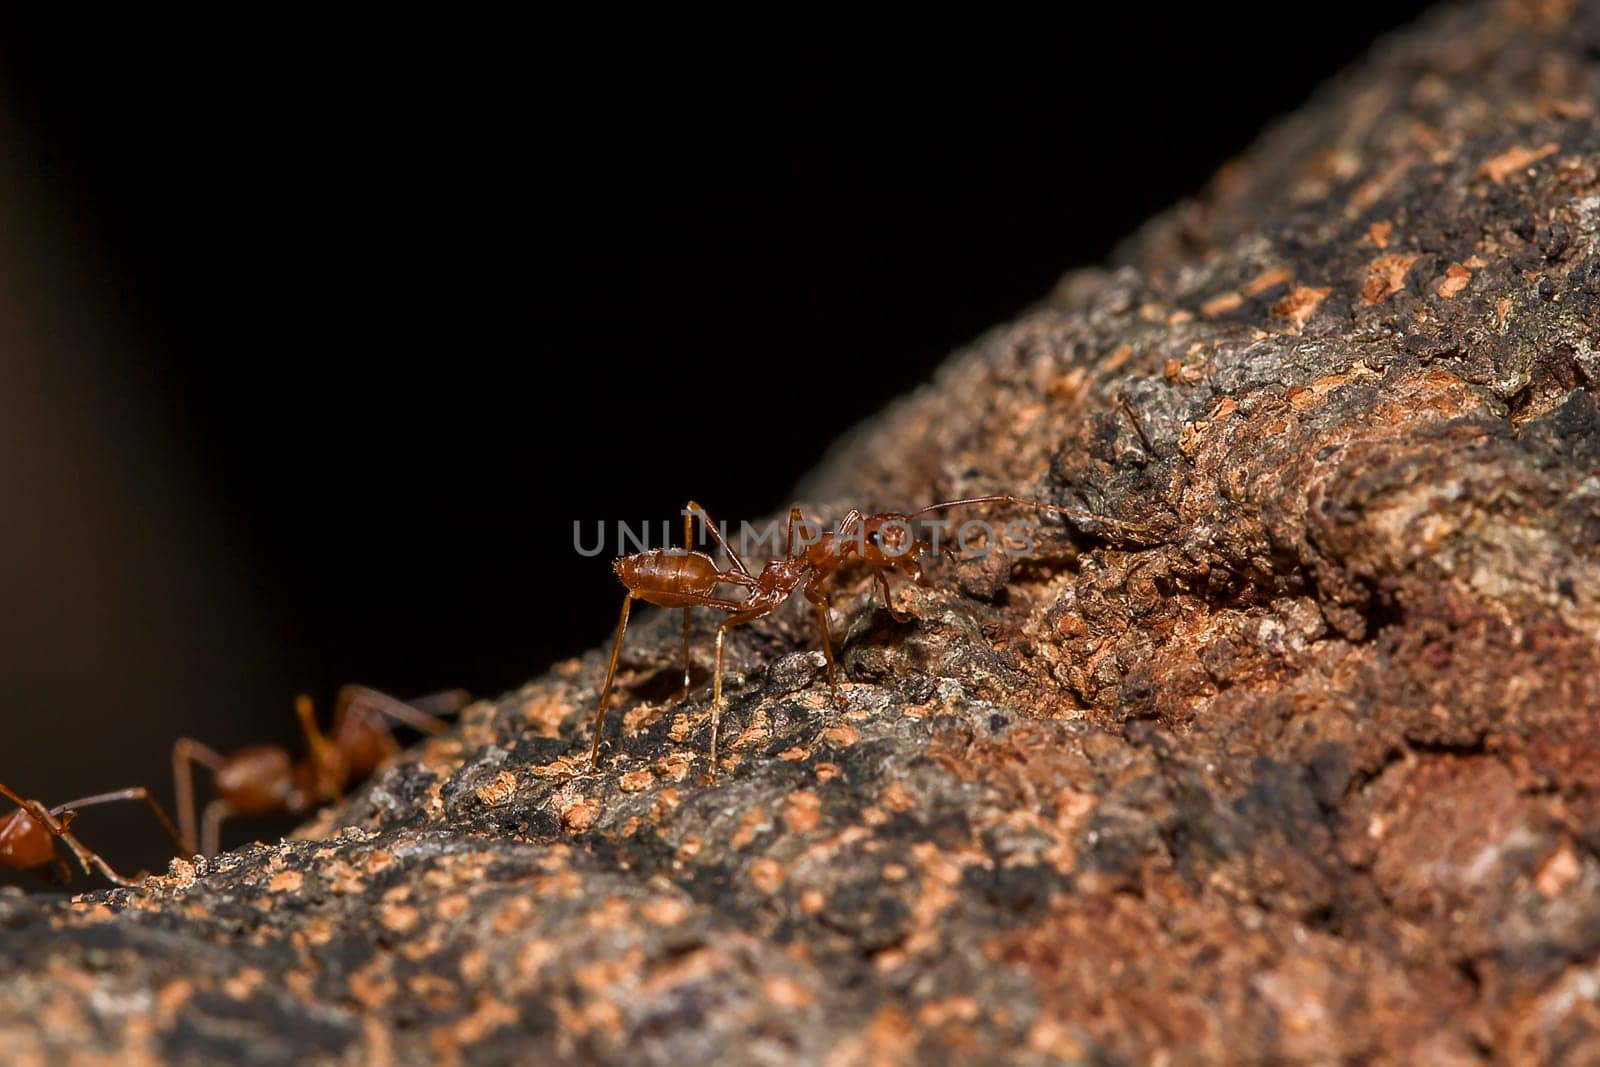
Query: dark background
0 8 1433 880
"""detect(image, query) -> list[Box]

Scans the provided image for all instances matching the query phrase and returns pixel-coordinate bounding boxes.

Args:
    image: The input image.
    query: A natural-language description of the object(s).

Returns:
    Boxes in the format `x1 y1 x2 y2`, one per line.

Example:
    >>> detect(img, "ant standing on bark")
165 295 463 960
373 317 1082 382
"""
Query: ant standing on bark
590 502 758 768
591 495 1061 781
172 684 470 857
0 782 187 886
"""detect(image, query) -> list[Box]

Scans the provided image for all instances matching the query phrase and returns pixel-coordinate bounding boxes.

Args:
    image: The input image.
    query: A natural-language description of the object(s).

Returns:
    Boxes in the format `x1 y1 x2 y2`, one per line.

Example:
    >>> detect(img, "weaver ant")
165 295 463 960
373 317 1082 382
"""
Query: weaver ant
0 782 186 887
172 684 470 857
592 495 1061 781
590 502 758 768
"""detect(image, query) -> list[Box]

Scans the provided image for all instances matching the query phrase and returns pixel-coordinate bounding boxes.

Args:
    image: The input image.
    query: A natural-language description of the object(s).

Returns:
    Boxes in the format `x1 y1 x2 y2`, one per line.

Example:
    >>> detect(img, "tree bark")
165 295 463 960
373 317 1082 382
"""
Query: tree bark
7 2 1600 1063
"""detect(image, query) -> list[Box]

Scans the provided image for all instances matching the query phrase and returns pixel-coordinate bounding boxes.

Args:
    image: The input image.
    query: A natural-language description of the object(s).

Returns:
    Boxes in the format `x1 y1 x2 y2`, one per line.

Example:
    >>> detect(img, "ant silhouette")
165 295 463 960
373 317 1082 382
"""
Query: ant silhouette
172 684 470 857
592 495 1061 781
0 782 186 886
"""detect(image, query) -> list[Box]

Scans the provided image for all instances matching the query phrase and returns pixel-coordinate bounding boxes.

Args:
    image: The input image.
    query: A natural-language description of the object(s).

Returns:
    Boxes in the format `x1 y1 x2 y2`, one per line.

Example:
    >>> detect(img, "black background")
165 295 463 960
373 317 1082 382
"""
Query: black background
0 8 1433 880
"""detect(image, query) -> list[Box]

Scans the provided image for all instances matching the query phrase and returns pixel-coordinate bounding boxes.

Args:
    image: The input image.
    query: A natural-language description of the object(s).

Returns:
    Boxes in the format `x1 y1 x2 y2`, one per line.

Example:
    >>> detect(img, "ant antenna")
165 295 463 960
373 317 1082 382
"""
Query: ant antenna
909 494 1064 517
48 789 188 855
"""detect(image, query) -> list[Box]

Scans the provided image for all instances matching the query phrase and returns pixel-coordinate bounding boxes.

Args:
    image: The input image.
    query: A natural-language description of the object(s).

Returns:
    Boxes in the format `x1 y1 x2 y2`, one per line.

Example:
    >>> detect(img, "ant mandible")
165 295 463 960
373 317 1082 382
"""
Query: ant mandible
0 782 187 886
592 494 1061 781
172 684 470 857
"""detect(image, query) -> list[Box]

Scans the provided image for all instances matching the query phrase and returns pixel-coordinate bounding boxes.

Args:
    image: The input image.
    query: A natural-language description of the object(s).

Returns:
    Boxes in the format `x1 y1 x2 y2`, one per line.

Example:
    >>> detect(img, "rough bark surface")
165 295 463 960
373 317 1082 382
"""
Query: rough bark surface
8 3 1600 1063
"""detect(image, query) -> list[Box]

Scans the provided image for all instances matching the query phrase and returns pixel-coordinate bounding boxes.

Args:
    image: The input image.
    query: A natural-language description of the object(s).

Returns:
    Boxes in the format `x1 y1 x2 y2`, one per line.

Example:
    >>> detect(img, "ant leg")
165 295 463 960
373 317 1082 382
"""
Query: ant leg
711 625 727 783
48 788 188 859
52 825 139 887
4 796 128 886
707 606 773 784
0 784 125 883
836 509 863 554
784 507 803 559
673 504 763 700
337 685 455 736
0 783 38 816
680 608 693 702
680 508 695 700
688 500 752 578
803 584 845 706
875 571 912 624
593 591 756 771
590 593 635 767
295 695 346 801
201 800 234 860
172 738 226 856
407 688 472 720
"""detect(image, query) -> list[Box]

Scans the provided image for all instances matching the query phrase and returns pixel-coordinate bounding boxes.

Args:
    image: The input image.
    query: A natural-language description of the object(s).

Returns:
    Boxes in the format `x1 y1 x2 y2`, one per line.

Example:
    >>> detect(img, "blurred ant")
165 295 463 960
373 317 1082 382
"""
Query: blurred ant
0 782 186 887
593 495 1061 781
172 684 470 857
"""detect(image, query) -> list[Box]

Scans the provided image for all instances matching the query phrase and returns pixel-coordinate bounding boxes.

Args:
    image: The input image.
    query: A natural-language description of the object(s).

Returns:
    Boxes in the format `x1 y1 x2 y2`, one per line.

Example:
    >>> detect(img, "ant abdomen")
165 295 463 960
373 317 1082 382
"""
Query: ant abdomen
615 549 725 599
0 808 55 869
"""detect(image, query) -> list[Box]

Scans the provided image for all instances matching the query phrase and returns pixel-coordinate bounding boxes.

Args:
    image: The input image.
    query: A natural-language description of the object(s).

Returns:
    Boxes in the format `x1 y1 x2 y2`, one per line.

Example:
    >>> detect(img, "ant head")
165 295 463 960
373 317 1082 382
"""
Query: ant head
857 513 925 572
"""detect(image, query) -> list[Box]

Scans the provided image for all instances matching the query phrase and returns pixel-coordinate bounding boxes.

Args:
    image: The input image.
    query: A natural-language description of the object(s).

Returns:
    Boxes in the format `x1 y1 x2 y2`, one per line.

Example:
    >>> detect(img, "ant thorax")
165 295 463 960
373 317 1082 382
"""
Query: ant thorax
755 557 810 595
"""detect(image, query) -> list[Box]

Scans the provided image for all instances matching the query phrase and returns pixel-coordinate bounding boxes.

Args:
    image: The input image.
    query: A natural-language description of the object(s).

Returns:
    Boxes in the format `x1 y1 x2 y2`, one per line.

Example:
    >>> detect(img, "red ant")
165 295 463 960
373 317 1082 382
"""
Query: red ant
592 495 1061 781
0 782 186 887
590 502 758 768
172 684 470 857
